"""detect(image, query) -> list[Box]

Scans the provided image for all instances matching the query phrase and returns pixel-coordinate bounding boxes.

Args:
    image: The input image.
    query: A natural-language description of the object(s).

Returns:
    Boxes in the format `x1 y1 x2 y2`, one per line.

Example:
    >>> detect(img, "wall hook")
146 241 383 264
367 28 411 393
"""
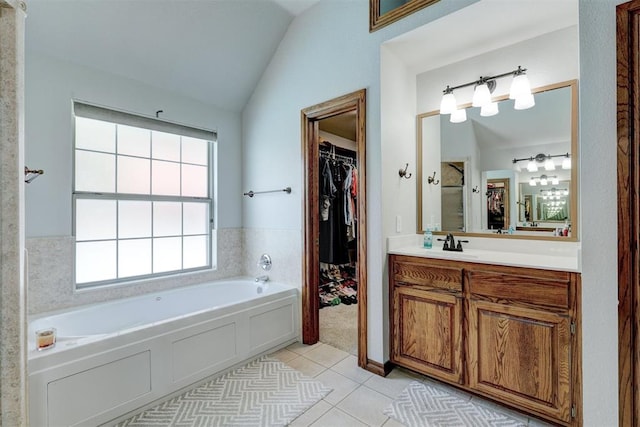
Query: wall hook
427 171 440 185
472 185 479 193
398 163 412 179
155 110 164 118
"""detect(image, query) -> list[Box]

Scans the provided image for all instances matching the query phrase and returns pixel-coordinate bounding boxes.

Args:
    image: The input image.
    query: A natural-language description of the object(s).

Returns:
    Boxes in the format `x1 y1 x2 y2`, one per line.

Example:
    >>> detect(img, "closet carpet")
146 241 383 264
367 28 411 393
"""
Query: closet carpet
319 303 358 355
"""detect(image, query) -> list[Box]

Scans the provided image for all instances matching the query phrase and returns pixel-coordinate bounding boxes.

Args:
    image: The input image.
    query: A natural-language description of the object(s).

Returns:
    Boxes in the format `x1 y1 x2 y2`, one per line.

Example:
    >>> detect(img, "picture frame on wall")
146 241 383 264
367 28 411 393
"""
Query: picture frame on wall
369 0 440 32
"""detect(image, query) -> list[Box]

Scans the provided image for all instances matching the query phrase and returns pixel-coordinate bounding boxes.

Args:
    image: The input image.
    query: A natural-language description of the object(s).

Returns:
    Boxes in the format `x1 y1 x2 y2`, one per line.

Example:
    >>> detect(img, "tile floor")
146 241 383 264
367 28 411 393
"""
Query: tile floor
271 342 553 427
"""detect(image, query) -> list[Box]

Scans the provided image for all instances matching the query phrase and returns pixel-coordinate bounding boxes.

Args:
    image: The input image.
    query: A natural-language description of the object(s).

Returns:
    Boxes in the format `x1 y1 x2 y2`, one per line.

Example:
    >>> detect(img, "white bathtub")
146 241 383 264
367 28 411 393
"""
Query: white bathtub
28 278 299 427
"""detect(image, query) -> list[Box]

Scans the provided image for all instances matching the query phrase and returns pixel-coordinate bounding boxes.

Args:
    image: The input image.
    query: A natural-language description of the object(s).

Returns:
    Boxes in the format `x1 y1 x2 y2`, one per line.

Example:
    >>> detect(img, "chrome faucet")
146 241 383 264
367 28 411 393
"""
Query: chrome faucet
255 275 270 283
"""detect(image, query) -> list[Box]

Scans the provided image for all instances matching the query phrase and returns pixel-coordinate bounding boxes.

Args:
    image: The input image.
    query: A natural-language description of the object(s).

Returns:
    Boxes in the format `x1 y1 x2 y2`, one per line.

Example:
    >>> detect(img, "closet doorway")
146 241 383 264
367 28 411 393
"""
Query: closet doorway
301 89 369 370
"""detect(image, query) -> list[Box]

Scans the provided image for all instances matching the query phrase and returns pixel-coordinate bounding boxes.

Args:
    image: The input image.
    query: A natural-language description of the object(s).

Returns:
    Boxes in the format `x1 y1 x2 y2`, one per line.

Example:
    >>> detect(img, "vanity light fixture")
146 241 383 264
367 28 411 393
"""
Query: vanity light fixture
439 86 457 115
540 187 569 199
480 101 499 117
439 65 533 122
530 175 560 187
450 108 467 123
513 152 571 172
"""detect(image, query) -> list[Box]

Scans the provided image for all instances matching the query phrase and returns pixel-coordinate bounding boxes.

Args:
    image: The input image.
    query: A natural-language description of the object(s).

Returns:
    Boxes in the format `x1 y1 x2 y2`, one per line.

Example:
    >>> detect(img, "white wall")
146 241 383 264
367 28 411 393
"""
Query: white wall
24 52 244 312
415 26 579 116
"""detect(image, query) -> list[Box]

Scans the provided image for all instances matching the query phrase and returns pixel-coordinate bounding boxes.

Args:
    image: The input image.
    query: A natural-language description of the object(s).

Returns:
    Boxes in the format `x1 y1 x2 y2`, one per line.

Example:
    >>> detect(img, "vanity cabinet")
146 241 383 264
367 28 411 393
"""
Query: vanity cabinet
390 257 463 383
389 255 581 425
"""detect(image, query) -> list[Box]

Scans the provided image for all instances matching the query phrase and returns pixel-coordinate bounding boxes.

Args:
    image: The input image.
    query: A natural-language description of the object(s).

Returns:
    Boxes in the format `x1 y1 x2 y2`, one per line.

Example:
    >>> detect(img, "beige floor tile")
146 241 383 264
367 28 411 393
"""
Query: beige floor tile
304 343 349 368
331 354 374 384
284 355 327 378
382 416 406 427
336 384 393 426
288 400 333 427
363 367 423 399
314 370 359 405
310 407 368 427
287 341 323 355
269 348 298 363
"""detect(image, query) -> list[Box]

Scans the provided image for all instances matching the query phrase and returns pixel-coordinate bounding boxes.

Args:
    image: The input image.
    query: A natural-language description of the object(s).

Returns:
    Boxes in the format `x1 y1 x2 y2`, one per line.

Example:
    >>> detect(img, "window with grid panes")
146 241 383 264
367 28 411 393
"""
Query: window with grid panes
73 102 215 287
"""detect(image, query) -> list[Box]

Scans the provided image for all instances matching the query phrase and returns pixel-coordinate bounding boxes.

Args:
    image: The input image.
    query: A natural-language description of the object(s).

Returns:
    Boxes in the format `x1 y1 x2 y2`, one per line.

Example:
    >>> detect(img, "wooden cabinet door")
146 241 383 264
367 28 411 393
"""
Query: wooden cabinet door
468 299 572 423
391 286 463 384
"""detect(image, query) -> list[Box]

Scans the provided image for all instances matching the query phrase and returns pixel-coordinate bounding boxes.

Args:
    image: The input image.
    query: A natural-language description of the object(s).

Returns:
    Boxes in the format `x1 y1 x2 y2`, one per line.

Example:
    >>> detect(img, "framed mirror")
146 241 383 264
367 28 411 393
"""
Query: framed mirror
369 0 440 32
417 80 578 240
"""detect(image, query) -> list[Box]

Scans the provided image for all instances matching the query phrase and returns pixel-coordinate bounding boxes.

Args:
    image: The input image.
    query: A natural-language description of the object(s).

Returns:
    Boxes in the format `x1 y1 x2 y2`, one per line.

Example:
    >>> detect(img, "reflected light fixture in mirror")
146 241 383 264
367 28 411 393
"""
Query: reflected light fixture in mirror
438 66 534 123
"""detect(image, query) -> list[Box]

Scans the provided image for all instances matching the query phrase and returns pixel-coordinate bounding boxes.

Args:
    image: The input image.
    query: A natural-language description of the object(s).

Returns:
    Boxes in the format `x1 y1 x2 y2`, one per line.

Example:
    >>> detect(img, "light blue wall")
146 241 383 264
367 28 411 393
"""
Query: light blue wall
578 0 624 424
242 0 477 363
244 0 622 423
25 52 243 237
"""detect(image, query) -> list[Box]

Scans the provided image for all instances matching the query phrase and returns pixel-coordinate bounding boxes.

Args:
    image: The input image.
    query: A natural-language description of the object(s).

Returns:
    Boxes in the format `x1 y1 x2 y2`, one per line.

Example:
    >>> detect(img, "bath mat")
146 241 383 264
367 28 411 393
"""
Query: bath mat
384 381 527 427
117 356 331 427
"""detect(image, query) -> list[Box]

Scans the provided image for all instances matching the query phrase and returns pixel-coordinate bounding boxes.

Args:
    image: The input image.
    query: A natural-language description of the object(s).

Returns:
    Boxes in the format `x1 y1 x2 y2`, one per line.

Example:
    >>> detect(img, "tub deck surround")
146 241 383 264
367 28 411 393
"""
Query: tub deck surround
28 278 300 427
387 234 581 272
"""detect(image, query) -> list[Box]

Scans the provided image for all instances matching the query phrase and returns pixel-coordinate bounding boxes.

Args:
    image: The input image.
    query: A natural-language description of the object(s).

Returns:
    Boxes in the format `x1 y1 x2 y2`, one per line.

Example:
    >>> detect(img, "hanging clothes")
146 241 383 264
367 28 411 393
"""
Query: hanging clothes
319 147 356 265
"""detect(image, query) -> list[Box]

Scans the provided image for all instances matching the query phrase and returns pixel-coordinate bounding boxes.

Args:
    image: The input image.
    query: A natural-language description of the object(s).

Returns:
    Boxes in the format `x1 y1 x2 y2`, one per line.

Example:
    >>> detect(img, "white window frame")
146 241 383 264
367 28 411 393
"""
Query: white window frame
72 101 216 289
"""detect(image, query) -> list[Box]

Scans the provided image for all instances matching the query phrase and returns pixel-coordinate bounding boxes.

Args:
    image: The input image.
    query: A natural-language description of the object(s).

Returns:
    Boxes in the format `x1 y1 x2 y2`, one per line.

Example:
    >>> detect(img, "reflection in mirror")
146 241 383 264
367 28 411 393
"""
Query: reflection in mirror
417 80 577 239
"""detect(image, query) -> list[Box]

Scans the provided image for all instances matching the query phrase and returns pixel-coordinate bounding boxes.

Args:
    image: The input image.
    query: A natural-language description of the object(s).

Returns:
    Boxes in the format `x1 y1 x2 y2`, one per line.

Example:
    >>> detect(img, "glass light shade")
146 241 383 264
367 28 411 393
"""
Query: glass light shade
563 190 569 196
480 101 499 117
540 177 548 186
562 157 571 169
543 195 548 200
514 93 535 110
551 177 559 185
526 160 538 172
472 83 492 107
512 161 521 172
440 93 457 115
544 158 555 171
509 73 532 100
450 108 467 123
529 178 537 186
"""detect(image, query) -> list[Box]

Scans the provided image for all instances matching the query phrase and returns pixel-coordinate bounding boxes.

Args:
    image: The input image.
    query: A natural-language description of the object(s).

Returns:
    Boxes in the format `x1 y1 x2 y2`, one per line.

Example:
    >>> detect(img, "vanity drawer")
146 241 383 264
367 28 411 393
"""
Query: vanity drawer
467 270 571 309
391 256 463 292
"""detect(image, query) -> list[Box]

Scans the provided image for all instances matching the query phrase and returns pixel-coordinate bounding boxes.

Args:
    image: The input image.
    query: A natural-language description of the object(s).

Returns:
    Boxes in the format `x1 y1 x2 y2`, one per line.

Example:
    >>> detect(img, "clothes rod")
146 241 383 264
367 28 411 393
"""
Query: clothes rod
243 187 291 198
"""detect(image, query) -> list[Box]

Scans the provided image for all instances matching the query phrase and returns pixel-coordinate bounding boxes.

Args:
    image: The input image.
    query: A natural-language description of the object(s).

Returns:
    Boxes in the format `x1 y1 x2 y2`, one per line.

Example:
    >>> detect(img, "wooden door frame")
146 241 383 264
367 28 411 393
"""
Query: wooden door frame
301 89 370 371
618 1 640 425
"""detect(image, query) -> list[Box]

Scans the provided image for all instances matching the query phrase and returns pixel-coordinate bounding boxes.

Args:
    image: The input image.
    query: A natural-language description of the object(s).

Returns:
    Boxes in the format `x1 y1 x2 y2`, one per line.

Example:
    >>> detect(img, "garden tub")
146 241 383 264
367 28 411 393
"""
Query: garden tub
28 278 299 426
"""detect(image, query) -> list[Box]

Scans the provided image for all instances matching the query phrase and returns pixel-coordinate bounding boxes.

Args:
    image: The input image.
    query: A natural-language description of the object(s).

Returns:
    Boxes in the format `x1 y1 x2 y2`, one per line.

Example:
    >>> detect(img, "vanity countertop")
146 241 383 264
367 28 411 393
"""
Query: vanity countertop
387 235 581 273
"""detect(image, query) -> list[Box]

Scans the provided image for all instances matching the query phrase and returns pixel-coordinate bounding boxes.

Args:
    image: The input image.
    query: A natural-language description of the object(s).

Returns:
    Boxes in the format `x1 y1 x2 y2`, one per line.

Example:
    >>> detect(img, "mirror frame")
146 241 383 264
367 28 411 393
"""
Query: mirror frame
416 79 579 241
369 0 440 32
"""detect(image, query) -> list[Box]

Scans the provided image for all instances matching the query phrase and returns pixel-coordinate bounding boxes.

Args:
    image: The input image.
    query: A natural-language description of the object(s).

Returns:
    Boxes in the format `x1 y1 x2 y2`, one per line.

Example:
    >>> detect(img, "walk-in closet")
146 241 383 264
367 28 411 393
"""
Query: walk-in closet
317 115 358 355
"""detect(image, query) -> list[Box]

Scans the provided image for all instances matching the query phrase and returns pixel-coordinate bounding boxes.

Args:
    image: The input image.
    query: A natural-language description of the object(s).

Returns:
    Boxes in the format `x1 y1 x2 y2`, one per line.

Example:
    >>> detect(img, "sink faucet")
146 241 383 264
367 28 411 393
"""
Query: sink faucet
255 275 269 283
437 233 468 252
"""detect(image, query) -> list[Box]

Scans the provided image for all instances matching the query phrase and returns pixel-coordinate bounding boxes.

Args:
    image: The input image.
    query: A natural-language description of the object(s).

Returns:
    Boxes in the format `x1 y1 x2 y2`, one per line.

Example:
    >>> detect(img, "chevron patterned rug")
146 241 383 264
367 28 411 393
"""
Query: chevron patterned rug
384 381 527 427
117 356 331 427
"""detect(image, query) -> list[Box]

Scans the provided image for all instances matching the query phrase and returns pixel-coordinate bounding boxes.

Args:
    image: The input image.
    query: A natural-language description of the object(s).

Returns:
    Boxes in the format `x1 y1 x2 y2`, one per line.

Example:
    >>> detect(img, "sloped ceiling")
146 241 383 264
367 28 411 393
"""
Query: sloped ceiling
25 0 318 112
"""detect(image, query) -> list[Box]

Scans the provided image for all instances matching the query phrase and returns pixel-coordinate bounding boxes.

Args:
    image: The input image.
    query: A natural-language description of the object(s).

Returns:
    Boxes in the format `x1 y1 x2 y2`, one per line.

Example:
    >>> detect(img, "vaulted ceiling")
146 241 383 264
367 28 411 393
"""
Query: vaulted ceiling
25 0 320 112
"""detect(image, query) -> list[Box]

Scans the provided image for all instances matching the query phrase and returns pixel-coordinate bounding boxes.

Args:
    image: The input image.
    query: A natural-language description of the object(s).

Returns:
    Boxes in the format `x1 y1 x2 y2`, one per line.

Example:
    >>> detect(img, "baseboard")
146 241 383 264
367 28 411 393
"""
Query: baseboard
365 359 393 377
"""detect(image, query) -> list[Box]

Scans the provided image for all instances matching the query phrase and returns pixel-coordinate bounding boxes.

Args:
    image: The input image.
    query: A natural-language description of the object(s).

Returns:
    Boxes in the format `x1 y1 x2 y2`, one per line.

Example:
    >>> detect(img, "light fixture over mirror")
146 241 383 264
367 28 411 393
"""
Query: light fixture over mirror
439 66 534 123
417 80 578 240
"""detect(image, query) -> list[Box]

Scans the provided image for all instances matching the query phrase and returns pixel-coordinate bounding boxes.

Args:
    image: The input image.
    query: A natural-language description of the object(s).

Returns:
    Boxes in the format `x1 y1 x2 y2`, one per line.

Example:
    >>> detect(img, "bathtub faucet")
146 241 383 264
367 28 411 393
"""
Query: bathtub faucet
255 275 270 283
